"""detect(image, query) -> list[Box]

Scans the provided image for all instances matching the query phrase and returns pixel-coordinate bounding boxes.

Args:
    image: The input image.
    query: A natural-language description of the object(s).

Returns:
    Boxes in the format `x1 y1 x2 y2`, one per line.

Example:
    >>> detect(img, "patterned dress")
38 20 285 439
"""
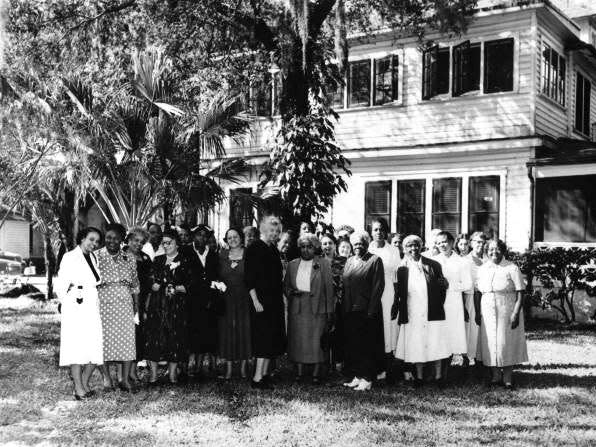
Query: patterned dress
97 248 139 362
144 254 191 362
217 249 252 361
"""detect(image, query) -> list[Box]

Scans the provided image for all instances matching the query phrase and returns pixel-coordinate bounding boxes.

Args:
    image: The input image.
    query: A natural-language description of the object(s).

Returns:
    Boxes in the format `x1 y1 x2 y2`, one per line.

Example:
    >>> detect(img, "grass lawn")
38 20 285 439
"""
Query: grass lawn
1 298 595 446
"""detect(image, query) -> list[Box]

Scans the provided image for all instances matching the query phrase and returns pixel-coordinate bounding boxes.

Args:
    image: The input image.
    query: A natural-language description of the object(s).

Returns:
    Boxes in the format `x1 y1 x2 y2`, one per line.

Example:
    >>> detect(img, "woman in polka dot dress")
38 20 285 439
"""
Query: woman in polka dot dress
97 223 139 392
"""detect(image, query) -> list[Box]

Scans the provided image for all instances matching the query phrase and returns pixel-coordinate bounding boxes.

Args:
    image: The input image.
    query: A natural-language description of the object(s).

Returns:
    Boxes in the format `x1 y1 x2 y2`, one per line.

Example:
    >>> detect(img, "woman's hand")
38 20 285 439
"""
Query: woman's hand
151 283 160 292
175 285 186 294
253 299 264 313
510 312 520 329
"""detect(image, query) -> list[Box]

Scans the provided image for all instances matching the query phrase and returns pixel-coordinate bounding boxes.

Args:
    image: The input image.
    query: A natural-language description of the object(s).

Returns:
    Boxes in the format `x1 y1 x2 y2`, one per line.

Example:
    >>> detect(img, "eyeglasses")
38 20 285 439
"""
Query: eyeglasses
162 240 175 246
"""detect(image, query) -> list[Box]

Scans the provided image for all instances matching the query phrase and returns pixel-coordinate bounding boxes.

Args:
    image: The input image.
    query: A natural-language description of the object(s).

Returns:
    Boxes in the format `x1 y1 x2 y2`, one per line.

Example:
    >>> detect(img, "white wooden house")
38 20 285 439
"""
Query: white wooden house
214 0 596 251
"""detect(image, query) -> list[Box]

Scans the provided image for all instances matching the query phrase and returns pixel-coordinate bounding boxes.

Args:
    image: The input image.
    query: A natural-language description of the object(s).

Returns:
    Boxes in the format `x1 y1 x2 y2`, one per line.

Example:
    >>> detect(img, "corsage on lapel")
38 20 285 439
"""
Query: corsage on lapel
169 261 180 271
313 261 320 270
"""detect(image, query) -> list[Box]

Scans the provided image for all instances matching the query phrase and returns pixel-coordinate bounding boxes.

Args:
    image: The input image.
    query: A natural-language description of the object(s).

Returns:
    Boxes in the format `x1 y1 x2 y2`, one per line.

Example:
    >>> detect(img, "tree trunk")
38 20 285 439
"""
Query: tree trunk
72 194 80 247
44 233 56 301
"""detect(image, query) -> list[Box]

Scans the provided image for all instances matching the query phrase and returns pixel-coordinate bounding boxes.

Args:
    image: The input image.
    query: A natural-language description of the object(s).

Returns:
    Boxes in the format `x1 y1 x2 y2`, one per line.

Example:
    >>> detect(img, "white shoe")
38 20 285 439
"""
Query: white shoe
343 377 361 387
354 379 372 391
404 372 414 381
376 371 386 380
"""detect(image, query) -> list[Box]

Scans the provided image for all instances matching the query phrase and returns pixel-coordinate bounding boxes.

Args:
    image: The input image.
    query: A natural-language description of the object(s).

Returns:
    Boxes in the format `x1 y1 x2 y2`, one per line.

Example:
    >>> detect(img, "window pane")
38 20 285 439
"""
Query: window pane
229 188 254 228
365 181 391 232
374 55 398 105
535 175 596 242
432 178 461 235
397 180 425 238
469 213 499 239
484 38 514 93
349 60 371 107
469 45 481 92
437 48 450 95
453 41 480 96
469 175 500 237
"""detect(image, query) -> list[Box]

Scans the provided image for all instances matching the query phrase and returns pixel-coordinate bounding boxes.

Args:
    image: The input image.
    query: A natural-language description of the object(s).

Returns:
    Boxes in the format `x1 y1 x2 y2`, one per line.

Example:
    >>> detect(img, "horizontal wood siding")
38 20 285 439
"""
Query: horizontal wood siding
569 51 596 140
223 9 536 156
535 18 569 138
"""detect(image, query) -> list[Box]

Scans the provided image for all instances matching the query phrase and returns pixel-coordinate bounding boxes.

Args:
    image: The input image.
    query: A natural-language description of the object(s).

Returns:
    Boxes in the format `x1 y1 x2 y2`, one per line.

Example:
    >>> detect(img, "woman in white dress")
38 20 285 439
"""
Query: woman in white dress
57 227 104 400
392 235 450 387
368 218 401 380
476 239 528 389
434 231 472 359
462 232 487 364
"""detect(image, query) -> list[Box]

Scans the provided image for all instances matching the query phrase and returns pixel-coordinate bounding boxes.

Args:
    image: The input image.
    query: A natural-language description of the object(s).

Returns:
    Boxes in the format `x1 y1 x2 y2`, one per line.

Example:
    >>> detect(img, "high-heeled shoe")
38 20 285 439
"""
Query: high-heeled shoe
118 382 132 393
72 391 87 401
343 377 361 388
354 379 372 391
84 390 96 398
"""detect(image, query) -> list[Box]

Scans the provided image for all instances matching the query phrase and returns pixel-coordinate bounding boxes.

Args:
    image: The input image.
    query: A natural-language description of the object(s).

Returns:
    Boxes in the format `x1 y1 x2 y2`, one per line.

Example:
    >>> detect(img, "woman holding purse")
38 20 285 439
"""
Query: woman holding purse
284 234 334 384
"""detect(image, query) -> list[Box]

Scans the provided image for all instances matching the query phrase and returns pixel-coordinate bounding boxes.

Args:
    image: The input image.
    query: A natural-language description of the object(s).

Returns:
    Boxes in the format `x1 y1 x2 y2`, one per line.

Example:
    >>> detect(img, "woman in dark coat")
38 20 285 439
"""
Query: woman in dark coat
123 227 153 382
187 224 220 378
217 228 252 379
244 214 286 389
341 231 385 391
144 230 192 384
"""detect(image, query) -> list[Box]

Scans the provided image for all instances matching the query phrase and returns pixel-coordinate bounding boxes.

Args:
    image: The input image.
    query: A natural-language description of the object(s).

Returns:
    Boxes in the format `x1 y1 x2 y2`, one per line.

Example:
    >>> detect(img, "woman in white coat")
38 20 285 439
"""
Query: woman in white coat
57 227 104 400
433 231 472 361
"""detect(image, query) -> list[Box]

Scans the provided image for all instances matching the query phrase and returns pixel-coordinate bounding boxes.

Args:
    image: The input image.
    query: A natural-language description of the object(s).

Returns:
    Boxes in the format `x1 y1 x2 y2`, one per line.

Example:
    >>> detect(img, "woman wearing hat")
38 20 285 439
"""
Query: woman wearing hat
188 224 220 379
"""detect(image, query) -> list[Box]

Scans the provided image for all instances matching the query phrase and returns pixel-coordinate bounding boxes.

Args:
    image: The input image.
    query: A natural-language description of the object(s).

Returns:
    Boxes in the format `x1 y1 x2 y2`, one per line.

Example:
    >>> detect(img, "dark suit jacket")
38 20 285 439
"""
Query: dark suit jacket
395 256 447 325
188 245 219 310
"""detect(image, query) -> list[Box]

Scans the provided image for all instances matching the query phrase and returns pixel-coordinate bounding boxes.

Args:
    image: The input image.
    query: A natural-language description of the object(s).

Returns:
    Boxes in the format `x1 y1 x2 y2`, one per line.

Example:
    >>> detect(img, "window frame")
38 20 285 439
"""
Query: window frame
348 59 372 108
452 40 481 97
422 45 450 100
574 71 592 137
431 177 463 236
374 54 399 105
229 187 255 229
484 37 515 94
364 180 392 233
468 175 500 239
540 41 566 107
396 179 426 240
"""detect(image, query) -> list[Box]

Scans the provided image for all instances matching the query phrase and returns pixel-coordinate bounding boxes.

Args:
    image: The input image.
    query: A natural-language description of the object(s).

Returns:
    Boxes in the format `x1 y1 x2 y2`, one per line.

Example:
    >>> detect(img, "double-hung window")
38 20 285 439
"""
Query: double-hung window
374 55 399 105
575 72 592 136
468 176 500 238
432 178 462 236
349 60 371 107
541 43 566 106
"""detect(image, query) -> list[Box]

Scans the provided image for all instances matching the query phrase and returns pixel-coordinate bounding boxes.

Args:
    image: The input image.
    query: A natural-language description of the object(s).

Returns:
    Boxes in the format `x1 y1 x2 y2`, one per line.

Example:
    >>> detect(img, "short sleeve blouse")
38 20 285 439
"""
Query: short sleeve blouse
477 259 524 294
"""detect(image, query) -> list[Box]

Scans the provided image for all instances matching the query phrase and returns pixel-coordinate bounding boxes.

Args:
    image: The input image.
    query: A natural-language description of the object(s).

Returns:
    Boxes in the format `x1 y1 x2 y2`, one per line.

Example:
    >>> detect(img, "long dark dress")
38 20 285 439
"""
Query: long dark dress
187 246 219 354
217 250 252 361
123 247 153 361
330 255 347 363
144 254 191 362
244 239 286 358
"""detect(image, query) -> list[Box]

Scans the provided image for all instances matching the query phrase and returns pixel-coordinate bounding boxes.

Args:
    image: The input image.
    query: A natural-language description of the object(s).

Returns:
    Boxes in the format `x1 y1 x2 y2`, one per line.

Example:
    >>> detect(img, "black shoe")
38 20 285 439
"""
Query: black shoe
251 379 273 390
84 390 96 398
73 391 87 401
413 378 424 389
312 376 321 385
503 383 515 391
118 382 132 393
294 375 304 383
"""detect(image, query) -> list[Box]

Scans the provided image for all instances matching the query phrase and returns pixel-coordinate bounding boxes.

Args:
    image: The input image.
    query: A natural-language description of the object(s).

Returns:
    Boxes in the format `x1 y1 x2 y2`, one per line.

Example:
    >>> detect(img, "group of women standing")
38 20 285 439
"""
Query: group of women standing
57 214 528 399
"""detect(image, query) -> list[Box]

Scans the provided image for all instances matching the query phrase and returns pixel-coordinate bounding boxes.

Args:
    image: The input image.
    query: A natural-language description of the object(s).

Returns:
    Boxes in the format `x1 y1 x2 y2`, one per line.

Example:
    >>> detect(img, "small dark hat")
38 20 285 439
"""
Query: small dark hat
191 224 214 236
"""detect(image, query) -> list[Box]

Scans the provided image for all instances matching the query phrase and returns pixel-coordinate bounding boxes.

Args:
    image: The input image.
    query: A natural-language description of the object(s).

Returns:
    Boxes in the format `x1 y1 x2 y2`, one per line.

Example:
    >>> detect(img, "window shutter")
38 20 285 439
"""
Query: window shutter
575 73 584 133
453 40 470 97
432 178 462 236
397 180 426 238
365 181 391 232
422 46 438 100
583 77 591 135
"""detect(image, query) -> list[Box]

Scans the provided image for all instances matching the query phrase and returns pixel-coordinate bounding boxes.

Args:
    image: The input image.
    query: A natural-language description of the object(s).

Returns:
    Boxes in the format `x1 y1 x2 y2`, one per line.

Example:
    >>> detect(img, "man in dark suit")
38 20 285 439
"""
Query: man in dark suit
391 235 449 387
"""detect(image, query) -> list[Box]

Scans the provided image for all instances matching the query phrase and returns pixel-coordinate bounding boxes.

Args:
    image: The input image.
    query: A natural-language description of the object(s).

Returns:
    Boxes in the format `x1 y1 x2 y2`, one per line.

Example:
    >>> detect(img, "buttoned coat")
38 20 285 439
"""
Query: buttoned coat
284 256 335 316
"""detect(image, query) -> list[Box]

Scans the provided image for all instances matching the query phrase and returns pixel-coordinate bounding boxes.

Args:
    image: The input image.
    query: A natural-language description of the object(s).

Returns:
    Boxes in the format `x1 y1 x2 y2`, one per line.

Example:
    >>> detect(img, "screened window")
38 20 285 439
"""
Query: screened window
484 38 514 93
365 181 391 233
374 55 399 105
349 60 371 107
468 176 500 239
536 175 596 242
575 72 591 136
422 46 450 99
397 180 426 239
541 43 566 106
452 41 481 96
432 178 462 236
229 188 254 228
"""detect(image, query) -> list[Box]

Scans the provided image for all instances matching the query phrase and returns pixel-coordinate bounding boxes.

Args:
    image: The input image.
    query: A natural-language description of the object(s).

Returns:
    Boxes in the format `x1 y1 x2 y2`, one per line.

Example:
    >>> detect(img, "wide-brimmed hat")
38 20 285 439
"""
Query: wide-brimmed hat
191 224 214 236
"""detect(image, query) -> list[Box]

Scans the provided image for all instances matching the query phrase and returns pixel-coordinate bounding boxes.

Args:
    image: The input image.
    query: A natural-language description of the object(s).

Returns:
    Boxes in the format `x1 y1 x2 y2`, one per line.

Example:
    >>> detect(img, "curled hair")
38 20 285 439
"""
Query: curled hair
224 227 244 245
370 217 389 235
350 230 371 246
402 234 423 248
320 232 337 246
76 227 103 245
297 233 321 250
487 238 507 255
105 223 127 240
126 226 149 244
470 231 487 241
436 230 455 244
161 229 180 245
